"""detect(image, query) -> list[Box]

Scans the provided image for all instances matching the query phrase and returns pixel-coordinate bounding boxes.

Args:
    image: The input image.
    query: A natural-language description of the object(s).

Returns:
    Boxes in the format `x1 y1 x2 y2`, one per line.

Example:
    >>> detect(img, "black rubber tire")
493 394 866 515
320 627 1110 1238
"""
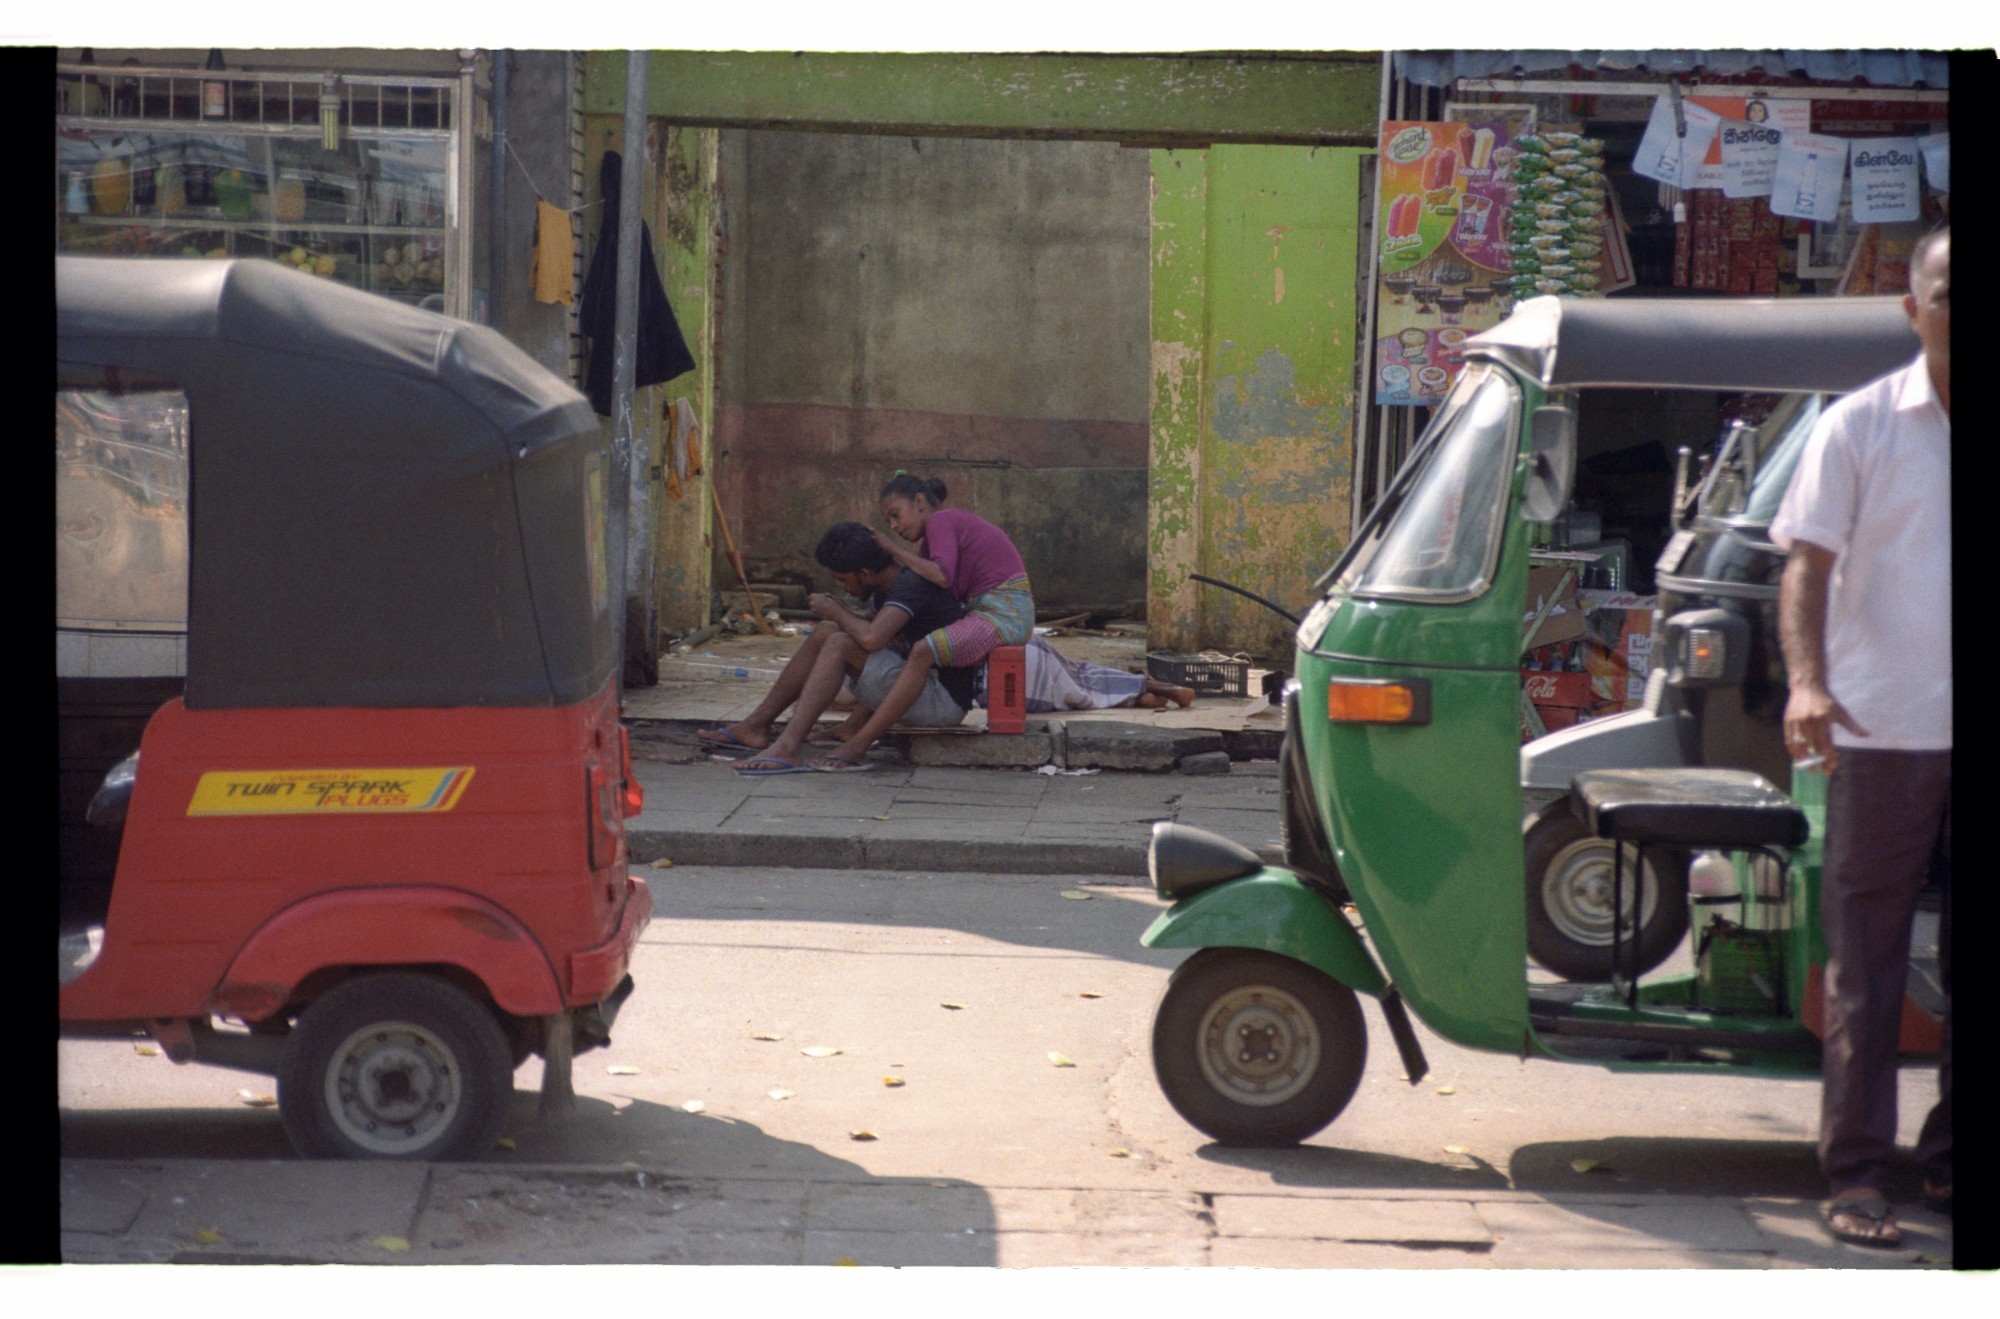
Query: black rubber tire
1279 736 1347 900
277 972 514 1161
1524 798 1690 982
1151 948 1367 1147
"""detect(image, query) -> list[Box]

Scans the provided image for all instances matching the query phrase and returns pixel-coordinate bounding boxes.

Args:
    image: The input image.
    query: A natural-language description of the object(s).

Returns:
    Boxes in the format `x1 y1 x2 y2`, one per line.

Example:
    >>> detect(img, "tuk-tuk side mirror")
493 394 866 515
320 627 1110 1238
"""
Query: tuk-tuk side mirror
1521 404 1577 525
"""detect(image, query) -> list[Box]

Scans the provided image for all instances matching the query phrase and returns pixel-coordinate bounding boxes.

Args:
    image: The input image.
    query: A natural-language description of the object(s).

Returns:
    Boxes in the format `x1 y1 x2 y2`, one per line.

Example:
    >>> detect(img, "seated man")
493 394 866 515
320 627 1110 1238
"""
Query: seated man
698 521 978 774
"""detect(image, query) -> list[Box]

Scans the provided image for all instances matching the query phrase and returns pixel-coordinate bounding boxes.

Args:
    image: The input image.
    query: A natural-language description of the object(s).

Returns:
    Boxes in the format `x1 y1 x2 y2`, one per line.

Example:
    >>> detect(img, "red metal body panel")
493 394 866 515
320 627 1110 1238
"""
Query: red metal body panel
60 678 640 1024
209 888 566 1021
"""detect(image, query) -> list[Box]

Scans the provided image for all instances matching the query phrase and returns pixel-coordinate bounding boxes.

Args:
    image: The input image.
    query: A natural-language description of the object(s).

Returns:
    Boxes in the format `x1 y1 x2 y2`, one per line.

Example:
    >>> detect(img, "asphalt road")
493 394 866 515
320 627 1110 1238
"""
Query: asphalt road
56 864 1954 1269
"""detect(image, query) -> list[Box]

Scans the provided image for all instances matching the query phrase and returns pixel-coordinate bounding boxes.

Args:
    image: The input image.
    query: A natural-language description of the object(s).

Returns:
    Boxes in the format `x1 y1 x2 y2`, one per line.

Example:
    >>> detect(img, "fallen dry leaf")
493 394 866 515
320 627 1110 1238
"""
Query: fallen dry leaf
606 1065 640 1076
1107 1148 1131 1159
801 1046 843 1058
1570 1158 1602 1174
681 1099 706 1114
882 1076 906 1088
767 1088 795 1101
373 1236 411 1253
1435 1085 1457 1096
1444 1145 1470 1156
1059 890 1094 901
1048 1051 1076 1068
836 1257 859 1267
1078 991 1104 999
752 1032 783 1042
871 815 892 821
236 1088 277 1108
135 1044 161 1057
652 858 673 868
193 1227 221 1245
494 1137 516 1150
849 1130 878 1142
940 1002 965 1011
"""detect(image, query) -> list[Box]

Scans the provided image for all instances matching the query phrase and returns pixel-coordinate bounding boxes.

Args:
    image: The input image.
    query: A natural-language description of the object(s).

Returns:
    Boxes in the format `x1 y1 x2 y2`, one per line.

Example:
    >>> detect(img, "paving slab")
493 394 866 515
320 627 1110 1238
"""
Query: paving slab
1208 1237 1495 1267
1063 722 1226 771
1474 1197 1771 1254
1210 1193 1493 1245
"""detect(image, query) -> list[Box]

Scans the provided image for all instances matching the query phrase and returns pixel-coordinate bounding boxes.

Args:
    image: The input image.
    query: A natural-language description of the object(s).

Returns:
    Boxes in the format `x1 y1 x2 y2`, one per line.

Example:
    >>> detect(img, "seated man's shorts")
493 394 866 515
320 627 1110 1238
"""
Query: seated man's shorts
847 649 970 727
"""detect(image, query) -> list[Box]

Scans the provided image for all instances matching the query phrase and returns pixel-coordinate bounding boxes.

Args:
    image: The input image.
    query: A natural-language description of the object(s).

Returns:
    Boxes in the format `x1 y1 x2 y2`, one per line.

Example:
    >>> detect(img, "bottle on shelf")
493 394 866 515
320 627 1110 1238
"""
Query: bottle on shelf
202 49 227 120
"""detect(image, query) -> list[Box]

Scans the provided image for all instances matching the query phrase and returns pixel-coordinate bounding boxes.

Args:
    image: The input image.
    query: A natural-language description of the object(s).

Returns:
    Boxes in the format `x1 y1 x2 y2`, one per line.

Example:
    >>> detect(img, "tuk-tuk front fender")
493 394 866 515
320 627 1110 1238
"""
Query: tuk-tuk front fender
1142 869 1388 998
210 887 567 1024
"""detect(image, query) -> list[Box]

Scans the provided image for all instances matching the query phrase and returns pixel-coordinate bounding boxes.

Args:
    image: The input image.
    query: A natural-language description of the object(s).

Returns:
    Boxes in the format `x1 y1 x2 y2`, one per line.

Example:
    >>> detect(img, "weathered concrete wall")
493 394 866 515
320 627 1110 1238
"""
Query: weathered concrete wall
716 130 1150 608
1149 145 1365 658
486 51 577 378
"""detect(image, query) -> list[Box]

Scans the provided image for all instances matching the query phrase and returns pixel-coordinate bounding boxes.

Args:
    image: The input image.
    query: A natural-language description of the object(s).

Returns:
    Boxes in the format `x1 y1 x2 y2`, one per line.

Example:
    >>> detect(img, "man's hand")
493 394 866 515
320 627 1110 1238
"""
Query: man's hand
1783 682 1869 773
1778 539 1871 772
807 592 847 621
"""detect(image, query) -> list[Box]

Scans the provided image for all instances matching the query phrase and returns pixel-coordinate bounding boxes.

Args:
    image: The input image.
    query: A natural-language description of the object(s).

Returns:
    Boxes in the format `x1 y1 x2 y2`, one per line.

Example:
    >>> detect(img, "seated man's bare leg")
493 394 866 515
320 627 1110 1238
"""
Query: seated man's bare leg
700 623 835 750
752 632 868 767
825 644 938 764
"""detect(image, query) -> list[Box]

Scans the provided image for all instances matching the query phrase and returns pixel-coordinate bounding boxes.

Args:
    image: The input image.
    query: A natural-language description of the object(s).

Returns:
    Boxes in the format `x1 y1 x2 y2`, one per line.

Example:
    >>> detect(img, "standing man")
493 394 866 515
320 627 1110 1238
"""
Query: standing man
1772 227 1949 1249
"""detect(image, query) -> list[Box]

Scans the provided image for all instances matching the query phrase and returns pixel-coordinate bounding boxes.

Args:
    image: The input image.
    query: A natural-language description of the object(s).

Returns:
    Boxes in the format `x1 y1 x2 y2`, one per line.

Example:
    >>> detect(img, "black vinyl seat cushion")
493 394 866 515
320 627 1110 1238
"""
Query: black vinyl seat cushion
1570 768 1809 851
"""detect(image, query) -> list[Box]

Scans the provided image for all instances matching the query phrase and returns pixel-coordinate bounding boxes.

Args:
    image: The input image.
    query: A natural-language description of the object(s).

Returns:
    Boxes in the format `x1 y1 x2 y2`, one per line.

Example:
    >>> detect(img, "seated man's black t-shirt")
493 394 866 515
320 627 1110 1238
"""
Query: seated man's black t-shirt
872 569 980 711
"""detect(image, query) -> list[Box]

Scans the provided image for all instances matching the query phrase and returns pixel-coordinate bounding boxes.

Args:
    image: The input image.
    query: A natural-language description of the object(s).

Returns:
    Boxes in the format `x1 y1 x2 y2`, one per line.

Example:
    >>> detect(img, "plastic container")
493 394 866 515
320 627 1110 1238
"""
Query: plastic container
985 645 1026 735
1147 651 1250 697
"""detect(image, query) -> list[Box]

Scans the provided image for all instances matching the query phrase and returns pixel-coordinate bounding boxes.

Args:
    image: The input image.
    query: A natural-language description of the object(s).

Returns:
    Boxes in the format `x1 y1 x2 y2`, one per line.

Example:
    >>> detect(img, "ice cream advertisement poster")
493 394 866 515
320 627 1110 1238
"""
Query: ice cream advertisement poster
1375 121 1515 406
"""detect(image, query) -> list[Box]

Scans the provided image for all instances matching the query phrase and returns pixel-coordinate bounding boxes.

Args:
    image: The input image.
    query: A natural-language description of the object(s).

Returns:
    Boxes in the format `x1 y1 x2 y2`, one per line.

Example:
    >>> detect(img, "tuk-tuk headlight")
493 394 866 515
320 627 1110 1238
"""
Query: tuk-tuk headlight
1327 678 1431 725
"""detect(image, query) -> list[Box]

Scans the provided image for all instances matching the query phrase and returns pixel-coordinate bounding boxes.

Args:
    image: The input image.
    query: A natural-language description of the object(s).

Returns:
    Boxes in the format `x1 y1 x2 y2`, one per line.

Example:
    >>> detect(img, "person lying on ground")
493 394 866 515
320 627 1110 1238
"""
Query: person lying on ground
1018 635 1195 712
696 521 980 774
814 472 1035 769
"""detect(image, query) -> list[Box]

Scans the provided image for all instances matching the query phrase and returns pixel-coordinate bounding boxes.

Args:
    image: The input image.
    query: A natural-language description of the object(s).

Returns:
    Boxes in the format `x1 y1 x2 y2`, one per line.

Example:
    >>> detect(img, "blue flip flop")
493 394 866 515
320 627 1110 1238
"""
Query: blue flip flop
698 728 759 753
735 756 813 776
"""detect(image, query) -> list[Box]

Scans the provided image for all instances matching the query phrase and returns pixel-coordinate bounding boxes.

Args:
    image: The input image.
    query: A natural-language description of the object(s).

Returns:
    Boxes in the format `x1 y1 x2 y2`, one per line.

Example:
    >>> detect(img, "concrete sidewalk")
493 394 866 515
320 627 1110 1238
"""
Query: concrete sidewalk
56 1157 1960 1268
626 726 1283 878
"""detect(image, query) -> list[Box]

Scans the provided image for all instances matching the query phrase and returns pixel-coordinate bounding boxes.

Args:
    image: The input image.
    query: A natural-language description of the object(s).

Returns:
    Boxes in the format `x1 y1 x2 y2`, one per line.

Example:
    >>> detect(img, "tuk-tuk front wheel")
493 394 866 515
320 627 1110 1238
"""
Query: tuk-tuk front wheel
1152 949 1367 1147
1524 800 1689 982
277 972 514 1161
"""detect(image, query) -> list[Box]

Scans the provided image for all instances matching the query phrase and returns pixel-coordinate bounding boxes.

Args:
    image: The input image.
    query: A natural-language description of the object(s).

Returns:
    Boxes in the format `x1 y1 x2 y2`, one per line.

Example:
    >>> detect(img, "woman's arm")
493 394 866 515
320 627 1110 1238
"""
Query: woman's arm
872 529 949 591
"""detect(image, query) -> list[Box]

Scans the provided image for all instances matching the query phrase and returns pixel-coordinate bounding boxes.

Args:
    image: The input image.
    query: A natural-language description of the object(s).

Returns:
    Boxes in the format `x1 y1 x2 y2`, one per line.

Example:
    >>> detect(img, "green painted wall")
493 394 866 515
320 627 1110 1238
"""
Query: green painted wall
582 117 719 643
1149 145 1363 657
581 51 1380 146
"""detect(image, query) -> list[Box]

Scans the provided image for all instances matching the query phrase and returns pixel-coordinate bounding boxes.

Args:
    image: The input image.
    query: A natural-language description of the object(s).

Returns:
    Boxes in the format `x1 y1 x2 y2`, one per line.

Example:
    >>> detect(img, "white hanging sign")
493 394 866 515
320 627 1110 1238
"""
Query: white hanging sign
1917 132 1950 193
1716 120 1785 198
1633 97 1723 189
1769 132 1850 222
1848 137 1923 224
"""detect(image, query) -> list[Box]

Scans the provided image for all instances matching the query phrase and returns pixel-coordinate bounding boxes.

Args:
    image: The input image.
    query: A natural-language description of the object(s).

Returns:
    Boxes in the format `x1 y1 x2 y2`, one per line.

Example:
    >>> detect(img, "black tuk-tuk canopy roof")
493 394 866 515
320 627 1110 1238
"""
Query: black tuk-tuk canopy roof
1465 295 1918 395
56 256 615 710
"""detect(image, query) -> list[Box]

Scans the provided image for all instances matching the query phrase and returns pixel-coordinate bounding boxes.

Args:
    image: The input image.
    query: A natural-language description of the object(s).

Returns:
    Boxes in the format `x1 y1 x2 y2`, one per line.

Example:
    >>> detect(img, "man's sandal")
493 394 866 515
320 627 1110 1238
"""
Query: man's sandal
1821 1192 1902 1248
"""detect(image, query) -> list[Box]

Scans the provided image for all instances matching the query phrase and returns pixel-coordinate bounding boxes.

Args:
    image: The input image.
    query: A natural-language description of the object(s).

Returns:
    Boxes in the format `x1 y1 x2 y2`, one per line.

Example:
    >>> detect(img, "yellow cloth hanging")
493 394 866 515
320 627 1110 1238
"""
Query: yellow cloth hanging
531 199 575 305
664 397 703 500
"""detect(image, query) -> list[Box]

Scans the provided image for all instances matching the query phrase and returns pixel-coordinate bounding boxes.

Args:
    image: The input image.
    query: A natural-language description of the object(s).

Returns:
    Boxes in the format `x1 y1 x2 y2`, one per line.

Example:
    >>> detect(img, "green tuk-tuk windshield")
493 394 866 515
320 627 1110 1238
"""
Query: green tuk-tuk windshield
1338 363 1521 602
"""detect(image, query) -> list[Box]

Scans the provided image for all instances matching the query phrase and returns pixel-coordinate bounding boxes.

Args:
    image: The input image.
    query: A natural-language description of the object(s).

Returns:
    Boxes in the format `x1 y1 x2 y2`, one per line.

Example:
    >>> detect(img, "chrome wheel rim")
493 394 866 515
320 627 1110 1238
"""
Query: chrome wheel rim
324 1020 460 1155
1542 838 1659 947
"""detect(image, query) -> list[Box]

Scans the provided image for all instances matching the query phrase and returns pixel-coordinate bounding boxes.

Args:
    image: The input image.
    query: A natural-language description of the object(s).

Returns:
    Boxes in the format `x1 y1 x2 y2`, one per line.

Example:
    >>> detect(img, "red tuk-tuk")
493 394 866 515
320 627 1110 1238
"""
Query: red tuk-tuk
58 256 651 1160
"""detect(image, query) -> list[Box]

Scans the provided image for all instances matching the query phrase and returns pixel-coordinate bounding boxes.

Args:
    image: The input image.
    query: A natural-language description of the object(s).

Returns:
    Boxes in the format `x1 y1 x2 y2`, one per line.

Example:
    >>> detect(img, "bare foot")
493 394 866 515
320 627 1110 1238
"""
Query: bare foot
1141 680 1196 709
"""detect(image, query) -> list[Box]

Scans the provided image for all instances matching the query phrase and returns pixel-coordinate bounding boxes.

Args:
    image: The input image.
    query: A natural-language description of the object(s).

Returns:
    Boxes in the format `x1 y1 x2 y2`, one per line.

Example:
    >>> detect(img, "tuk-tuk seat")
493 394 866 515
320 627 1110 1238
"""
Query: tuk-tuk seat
1569 768 1808 851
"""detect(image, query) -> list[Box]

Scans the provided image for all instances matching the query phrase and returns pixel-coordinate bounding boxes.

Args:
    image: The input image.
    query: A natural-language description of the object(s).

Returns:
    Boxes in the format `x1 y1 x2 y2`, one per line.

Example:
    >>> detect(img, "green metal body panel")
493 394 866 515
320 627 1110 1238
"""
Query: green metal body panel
581 51 1381 146
1141 871 1388 998
1147 145 1364 655
1290 374 1544 1054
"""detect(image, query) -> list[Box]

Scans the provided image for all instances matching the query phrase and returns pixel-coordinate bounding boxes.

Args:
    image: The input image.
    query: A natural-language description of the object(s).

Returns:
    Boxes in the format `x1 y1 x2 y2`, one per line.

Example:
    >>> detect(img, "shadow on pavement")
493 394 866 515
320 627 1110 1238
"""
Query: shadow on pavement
1509 1135 1824 1199
1193 1141 1512 1192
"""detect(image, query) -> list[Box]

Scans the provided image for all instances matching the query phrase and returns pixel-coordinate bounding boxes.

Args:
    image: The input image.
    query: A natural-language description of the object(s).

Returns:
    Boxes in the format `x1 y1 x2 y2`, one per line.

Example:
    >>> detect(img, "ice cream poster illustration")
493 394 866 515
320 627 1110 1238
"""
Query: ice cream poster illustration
1375 121 1516 406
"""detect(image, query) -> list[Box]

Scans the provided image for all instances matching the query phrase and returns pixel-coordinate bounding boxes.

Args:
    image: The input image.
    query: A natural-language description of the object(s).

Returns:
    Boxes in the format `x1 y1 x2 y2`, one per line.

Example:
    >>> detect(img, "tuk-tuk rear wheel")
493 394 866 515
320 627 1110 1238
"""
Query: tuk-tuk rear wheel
1524 800 1690 982
277 972 514 1161
1152 949 1366 1148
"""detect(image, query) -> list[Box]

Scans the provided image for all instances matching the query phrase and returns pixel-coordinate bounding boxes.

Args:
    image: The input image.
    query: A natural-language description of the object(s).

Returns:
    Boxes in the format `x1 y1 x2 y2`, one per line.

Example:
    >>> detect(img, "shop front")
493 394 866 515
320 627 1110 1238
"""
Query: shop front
1358 51 1949 735
56 53 474 318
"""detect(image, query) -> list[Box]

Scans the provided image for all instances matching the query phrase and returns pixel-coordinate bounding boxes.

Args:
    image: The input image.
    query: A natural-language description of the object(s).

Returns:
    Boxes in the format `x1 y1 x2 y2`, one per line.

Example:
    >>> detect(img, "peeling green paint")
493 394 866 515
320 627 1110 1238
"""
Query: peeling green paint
1149 145 1364 656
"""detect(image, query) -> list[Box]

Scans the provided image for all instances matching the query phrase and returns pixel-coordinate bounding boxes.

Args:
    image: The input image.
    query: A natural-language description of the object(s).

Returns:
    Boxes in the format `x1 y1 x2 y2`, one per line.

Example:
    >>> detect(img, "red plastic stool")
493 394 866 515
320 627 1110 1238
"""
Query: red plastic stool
985 645 1026 734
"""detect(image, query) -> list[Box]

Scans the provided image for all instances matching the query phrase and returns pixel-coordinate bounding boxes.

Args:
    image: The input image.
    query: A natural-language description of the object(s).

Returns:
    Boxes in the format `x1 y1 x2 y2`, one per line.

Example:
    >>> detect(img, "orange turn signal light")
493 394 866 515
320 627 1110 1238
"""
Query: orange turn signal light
1326 679 1429 725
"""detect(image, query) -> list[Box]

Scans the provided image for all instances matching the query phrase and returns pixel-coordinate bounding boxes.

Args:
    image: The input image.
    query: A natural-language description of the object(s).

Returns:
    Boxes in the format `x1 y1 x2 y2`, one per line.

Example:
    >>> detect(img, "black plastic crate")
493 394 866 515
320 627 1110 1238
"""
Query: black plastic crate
1146 651 1250 698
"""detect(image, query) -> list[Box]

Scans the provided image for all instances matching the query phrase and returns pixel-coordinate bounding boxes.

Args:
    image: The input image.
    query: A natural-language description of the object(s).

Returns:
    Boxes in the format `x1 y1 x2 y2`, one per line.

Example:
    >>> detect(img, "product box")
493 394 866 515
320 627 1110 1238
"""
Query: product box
1579 590 1658 711
1521 669 1599 739
1525 565 1590 650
